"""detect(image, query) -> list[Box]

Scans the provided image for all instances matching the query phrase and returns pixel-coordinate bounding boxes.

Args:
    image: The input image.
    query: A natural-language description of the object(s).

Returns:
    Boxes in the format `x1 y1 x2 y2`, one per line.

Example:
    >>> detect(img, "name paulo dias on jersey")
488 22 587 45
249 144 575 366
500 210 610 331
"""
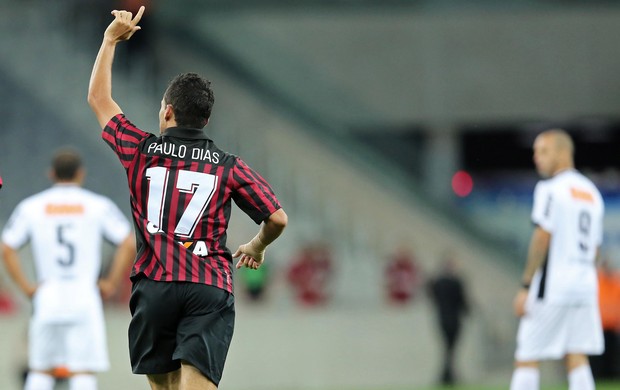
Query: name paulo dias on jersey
146 142 220 163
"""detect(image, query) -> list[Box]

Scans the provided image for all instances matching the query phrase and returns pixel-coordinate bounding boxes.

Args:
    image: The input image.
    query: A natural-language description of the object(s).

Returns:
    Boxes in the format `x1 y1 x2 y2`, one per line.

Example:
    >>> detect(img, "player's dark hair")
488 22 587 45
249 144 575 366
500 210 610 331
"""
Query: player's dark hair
164 73 215 129
52 149 82 180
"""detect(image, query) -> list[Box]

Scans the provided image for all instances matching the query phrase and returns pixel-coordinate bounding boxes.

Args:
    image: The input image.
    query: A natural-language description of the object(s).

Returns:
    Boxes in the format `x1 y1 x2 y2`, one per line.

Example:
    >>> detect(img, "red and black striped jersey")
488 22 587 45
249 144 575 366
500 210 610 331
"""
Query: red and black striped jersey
102 114 281 293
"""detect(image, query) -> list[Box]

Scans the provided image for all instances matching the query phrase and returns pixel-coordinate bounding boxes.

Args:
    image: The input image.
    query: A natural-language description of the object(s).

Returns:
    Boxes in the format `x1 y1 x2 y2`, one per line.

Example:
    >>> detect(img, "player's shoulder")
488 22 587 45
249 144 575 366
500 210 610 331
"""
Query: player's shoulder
560 170 601 195
8 188 55 218
112 113 144 130
533 178 552 197
203 145 244 169
542 169 583 190
549 170 603 206
207 140 237 165
74 187 116 206
18 187 56 207
109 114 153 139
574 170 599 189
230 153 255 169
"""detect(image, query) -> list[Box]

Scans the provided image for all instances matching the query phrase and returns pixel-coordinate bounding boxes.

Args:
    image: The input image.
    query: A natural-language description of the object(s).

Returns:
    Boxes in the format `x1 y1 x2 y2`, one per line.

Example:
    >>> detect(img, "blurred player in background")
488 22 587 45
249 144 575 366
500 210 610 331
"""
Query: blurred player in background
1 148 135 390
510 129 604 390
88 6 287 390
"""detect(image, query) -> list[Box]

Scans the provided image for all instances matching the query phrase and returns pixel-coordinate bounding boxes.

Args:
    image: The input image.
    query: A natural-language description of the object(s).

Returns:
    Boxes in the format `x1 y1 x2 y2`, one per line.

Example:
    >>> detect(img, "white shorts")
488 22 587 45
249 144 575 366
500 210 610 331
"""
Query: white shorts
515 300 604 361
29 282 109 372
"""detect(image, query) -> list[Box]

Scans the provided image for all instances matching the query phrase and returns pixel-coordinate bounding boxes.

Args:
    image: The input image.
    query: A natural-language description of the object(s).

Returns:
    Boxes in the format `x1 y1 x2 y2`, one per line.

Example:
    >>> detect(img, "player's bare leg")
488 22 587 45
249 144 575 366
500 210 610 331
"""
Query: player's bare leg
566 353 589 371
147 369 181 390
566 354 595 390
180 361 217 390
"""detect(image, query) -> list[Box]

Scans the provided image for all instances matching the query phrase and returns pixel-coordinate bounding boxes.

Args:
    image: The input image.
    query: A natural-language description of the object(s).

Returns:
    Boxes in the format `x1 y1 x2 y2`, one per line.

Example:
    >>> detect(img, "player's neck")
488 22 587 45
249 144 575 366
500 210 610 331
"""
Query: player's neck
54 181 81 186
552 165 574 177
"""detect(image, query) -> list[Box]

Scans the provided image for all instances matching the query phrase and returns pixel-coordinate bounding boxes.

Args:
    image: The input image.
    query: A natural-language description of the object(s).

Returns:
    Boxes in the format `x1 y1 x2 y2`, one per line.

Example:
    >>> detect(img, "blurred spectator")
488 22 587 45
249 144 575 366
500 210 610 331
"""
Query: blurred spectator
238 262 270 302
287 242 333 306
427 252 470 386
384 245 420 305
590 259 620 380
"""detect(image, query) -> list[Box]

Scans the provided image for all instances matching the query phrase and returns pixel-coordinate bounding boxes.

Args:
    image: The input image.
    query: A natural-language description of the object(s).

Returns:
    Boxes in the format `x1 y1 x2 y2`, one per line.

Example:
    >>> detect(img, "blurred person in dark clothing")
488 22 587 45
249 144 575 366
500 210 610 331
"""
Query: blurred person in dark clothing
428 253 470 386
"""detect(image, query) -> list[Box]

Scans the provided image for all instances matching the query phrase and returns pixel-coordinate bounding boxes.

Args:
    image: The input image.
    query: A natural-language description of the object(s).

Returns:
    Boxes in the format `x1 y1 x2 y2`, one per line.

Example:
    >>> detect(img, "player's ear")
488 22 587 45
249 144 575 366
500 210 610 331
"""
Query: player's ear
48 169 56 183
164 104 174 121
76 168 86 184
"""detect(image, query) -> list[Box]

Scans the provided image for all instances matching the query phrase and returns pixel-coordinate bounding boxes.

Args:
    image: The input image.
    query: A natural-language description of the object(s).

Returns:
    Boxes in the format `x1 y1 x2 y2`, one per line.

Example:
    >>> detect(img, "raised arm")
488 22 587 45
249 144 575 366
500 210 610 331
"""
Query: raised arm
87 6 145 128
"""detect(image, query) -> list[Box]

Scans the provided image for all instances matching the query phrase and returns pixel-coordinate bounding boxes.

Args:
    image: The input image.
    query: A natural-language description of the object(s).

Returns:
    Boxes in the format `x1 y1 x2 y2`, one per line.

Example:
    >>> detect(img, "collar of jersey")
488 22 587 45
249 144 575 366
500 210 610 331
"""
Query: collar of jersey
162 127 209 140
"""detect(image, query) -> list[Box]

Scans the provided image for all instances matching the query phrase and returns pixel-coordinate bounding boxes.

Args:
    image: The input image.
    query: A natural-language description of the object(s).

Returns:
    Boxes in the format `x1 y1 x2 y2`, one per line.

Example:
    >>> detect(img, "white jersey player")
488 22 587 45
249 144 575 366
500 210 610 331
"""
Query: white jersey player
510 130 604 390
1 149 135 390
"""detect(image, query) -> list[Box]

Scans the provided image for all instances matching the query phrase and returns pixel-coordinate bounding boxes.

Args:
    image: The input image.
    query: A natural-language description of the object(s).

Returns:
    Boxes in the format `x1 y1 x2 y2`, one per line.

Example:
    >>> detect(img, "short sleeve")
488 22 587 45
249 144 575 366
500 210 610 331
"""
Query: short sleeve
231 157 281 224
531 181 554 233
100 198 131 245
102 114 151 170
1 202 31 249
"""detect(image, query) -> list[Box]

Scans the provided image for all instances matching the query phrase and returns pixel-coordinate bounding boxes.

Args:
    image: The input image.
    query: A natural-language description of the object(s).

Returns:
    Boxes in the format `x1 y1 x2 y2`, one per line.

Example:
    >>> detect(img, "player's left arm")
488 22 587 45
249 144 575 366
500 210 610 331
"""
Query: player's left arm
522 226 551 286
513 225 551 317
233 208 288 270
98 234 136 300
1 243 37 298
87 6 145 128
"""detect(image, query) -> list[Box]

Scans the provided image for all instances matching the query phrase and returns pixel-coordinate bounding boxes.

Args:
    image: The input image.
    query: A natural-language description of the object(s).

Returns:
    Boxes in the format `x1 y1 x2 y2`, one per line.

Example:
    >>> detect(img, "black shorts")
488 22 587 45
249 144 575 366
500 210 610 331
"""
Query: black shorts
128 276 235 386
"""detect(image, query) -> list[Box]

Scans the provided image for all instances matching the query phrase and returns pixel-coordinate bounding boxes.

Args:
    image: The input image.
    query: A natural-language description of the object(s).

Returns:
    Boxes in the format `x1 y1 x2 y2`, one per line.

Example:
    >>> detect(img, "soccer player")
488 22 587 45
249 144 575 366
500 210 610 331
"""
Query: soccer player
1 149 135 390
510 129 604 390
87 7 287 390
